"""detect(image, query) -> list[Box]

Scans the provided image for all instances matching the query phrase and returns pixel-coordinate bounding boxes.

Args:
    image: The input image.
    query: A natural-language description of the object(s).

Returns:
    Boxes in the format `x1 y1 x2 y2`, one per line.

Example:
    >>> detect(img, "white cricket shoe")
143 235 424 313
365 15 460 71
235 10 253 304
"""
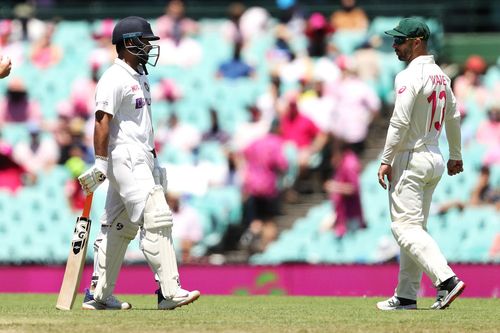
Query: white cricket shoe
157 288 200 310
376 296 417 310
82 289 132 310
431 276 466 310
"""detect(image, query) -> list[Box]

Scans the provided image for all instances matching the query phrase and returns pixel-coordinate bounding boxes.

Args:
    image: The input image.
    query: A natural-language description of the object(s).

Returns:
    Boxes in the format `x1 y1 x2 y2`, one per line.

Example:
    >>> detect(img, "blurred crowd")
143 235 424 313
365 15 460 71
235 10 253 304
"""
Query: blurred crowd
0 0 498 263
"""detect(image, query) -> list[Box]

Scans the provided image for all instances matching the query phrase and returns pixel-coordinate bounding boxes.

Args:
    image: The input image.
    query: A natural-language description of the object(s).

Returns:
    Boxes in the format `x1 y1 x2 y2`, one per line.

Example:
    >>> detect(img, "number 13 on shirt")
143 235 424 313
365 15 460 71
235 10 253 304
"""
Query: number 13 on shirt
427 89 447 132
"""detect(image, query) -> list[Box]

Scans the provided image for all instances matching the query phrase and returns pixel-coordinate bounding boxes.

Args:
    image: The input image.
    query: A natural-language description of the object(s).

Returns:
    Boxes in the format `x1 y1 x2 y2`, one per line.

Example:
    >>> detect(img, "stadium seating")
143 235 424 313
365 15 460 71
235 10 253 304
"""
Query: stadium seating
0 17 498 266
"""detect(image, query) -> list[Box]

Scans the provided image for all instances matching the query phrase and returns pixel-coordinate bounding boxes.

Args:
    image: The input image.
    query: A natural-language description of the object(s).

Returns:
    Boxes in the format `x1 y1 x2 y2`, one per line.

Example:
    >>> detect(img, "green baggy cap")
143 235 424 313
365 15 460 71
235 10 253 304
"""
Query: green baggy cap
385 18 430 40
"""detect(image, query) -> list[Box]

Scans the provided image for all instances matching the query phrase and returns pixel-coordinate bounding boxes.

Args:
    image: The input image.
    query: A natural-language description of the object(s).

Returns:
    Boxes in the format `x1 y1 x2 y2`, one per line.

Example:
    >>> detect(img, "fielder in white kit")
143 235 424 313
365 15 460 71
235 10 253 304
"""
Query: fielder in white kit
78 16 200 310
376 18 465 310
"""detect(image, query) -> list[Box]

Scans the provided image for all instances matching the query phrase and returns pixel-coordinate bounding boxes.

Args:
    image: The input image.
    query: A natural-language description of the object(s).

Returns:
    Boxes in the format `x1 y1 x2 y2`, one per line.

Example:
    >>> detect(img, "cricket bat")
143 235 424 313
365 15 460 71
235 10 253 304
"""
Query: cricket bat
56 193 93 310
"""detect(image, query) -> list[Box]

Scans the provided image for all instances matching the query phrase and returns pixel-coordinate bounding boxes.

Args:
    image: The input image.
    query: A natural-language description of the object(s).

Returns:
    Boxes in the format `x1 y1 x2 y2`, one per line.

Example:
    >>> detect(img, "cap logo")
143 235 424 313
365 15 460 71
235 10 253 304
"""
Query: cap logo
123 32 142 39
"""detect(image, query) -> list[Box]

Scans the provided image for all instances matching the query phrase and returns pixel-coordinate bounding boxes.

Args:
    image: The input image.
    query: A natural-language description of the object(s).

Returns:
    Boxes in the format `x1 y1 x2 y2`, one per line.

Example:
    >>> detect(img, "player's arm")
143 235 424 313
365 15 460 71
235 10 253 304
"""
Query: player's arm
444 87 463 176
94 111 112 158
378 73 417 189
79 75 120 194
78 111 113 194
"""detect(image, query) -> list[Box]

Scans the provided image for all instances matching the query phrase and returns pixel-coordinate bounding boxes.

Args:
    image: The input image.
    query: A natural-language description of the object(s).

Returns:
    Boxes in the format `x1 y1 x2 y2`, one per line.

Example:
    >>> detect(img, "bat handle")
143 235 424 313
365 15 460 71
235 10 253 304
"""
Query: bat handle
82 193 93 218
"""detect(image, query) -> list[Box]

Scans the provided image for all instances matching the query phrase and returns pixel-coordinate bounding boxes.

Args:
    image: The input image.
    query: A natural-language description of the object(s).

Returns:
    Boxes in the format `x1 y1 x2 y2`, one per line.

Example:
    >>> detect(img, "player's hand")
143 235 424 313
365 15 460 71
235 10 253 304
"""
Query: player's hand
378 163 392 190
153 158 168 193
447 159 463 176
78 158 108 195
0 56 12 79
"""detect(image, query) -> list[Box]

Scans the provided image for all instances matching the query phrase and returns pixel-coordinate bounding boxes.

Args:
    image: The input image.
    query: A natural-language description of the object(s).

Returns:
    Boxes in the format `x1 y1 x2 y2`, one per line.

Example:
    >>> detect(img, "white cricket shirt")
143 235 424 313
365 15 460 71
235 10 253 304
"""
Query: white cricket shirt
381 55 462 164
95 58 154 153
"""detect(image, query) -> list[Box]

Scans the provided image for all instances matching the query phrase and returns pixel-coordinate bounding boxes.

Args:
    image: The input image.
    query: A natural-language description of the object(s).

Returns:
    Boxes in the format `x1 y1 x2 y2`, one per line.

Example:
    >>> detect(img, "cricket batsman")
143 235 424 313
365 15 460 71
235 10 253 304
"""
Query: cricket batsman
78 16 200 310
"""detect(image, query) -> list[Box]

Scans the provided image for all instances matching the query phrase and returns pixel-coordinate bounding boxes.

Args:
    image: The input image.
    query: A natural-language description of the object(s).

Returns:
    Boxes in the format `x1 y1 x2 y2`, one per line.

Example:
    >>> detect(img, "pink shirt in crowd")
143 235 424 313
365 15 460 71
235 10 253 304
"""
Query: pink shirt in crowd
280 112 320 148
242 134 288 198
330 150 366 237
327 76 380 143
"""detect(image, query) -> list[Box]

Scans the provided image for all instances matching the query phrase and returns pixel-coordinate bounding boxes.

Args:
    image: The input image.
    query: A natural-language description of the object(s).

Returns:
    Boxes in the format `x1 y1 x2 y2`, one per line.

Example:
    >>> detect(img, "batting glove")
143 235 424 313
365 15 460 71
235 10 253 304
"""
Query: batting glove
78 156 108 195
153 158 168 193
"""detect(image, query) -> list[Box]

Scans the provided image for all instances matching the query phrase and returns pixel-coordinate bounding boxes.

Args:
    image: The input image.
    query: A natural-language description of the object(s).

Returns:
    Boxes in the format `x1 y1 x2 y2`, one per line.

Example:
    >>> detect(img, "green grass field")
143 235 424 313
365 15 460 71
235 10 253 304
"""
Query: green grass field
0 294 499 333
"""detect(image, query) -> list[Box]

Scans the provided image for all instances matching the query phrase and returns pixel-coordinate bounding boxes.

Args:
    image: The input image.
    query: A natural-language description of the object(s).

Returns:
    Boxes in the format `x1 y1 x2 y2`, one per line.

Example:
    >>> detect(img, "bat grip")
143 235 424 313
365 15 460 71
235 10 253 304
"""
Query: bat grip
82 193 93 218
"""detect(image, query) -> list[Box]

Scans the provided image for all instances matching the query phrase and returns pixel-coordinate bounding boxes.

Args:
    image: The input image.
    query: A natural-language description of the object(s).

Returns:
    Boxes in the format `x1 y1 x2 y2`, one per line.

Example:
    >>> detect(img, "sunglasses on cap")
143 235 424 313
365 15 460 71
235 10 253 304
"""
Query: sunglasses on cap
393 36 423 45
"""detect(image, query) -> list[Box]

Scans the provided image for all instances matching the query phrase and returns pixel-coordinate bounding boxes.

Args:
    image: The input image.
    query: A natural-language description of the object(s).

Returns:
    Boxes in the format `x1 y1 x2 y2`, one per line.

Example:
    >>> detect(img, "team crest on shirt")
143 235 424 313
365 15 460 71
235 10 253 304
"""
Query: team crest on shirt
398 86 406 94
131 85 140 92
143 82 150 92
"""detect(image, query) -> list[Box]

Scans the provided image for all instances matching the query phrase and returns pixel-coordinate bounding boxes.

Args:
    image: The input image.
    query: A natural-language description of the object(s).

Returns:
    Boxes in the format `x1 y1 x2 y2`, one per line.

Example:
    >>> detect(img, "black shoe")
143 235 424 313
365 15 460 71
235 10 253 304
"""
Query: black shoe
431 276 466 309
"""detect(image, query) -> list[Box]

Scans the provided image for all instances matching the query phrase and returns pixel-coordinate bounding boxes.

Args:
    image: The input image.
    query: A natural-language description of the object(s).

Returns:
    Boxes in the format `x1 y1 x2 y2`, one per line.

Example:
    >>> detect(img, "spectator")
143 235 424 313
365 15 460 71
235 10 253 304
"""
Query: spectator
12 123 59 174
266 24 294 68
238 6 271 45
89 18 116 72
298 78 336 132
477 103 500 166
239 119 288 253
330 0 369 32
327 55 380 155
156 112 201 153
469 165 500 209
231 104 270 152
279 92 328 174
0 77 42 125
11 2 45 42
167 192 204 263
0 139 30 192
64 149 87 211
221 2 246 44
438 165 500 214
156 0 198 43
275 0 306 38
30 21 63 69
324 142 366 237
352 36 383 89
152 78 183 104
305 12 334 58
453 55 490 115
217 41 254 79
57 117 92 165
156 8 203 68
256 74 284 125
202 108 231 145
67 64 101 120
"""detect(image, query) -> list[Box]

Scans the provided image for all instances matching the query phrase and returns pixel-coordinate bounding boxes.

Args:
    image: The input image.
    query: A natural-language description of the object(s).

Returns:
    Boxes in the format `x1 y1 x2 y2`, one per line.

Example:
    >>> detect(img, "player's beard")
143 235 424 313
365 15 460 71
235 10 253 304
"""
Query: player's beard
396 45 412 63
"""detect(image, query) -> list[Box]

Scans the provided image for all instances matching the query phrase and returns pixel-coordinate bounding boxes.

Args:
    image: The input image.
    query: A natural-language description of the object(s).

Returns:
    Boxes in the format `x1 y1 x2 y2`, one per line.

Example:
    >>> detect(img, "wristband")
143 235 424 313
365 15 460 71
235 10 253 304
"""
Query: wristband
95 156 108 176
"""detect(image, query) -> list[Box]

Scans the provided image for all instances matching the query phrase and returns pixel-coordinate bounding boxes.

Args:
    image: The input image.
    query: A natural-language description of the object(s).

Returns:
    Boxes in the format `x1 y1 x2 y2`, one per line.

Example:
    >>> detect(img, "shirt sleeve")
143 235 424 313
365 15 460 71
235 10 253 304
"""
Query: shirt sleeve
94 72 122 116
381 71 418 165
444 86 462 160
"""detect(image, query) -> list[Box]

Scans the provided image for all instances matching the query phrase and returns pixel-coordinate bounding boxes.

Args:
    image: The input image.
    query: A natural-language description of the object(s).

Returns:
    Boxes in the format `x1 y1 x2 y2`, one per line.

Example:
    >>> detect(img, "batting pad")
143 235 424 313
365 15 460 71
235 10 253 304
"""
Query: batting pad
93 211 139 302
141 186 179 298
143 185 173 229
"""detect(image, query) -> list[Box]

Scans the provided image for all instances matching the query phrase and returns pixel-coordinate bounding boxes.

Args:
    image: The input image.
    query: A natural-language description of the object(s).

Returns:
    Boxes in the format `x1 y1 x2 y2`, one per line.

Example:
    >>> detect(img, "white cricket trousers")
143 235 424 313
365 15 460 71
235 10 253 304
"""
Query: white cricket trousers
103 144 155 225
389 145 455 300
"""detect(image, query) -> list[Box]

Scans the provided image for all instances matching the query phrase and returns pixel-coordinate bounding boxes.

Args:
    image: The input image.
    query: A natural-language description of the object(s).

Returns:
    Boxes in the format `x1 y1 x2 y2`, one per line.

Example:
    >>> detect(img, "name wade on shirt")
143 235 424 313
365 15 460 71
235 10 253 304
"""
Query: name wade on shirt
430 74 447 86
